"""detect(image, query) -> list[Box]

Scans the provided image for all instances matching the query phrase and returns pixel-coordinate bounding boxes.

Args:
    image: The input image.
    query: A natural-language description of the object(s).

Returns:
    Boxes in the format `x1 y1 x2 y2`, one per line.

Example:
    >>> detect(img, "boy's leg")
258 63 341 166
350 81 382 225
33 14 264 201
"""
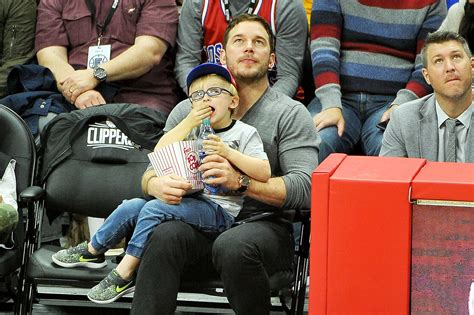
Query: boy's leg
51 198 146 269
126 197 232 258
91 198 146 253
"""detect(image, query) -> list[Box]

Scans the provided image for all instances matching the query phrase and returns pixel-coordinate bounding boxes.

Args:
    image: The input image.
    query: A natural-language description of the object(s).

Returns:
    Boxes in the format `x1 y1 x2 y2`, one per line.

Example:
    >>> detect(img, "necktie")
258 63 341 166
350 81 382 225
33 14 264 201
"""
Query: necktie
444 118 458 162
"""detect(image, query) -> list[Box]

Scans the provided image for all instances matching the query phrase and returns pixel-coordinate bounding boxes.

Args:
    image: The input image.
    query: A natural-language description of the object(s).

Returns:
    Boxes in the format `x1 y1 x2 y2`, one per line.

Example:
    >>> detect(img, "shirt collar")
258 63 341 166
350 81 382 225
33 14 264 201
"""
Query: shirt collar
435 99 473 128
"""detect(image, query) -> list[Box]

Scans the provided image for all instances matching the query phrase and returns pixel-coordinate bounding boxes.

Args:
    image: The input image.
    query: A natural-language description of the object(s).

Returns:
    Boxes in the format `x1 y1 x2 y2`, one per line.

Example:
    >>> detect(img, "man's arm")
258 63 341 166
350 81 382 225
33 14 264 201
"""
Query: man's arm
379 109 408 158
63 35 170 102
201 104 320 209
36 46 105 108
174 0 204 93
272 0 307 97
199 155 284 206
309 0 345 134
36 46 75 93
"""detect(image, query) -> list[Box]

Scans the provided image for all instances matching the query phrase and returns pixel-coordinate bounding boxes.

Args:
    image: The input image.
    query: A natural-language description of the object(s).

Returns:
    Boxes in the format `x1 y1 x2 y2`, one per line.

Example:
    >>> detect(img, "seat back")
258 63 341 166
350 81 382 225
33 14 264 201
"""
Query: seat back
38 103 165 219
23 104 165 313
0 105 36 197
0 105 37 311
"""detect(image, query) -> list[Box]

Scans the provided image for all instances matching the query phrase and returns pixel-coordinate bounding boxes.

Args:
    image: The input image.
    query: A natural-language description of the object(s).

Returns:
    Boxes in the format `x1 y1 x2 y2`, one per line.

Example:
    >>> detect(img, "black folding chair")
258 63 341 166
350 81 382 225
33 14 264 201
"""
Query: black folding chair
0 105 42 313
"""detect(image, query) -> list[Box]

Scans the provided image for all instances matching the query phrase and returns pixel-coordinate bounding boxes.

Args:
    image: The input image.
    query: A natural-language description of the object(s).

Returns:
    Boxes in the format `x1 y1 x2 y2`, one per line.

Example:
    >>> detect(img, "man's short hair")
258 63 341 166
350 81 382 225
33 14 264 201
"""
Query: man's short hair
421 31 473 67
222 13 275 53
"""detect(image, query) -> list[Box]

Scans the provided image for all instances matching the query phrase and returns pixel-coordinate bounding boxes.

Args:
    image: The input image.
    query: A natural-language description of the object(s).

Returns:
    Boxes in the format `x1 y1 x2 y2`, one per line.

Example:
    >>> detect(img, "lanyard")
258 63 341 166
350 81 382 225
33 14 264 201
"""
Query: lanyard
223 0 257 22
85 0 120 45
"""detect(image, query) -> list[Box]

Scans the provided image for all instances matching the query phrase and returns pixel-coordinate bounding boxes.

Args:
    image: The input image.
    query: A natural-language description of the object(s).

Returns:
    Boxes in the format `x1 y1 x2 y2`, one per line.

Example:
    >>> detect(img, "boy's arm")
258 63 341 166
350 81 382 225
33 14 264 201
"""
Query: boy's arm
154 118 196 150
154 102 212 150
203 134 271 182
224 149 271 183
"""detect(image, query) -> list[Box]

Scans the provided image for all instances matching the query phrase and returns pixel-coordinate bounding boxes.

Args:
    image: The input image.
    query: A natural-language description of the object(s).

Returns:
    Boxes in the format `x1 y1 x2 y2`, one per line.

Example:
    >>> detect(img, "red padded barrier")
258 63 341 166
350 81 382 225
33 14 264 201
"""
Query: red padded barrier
311 155 426 315
310 153 347 315
411 162 474 202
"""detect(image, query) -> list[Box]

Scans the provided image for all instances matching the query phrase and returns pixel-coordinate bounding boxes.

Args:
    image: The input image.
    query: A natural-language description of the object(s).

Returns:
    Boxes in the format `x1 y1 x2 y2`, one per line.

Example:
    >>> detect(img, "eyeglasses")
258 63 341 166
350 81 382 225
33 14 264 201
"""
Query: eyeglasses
189 87 233 102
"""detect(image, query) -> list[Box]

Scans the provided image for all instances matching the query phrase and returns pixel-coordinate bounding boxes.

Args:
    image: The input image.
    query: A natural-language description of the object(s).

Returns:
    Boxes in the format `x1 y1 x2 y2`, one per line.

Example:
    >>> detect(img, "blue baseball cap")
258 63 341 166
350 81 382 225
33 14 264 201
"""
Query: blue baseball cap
186 63 236 92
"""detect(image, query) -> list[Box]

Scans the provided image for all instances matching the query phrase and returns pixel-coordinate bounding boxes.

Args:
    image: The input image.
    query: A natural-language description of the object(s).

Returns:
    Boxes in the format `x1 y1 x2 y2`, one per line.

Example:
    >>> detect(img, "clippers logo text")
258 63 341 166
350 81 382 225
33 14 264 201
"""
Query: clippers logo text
87 122 135 150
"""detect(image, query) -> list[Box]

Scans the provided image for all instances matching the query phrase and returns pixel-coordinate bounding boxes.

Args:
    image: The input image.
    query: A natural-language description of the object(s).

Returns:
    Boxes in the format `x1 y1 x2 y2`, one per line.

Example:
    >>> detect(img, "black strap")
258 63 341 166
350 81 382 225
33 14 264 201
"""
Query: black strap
84 0 120 39
223 0 257 22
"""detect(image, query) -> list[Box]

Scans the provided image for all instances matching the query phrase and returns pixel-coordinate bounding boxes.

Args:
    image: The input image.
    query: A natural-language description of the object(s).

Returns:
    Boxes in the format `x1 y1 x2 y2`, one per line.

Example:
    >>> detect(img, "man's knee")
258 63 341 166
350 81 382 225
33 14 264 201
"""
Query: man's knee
212 228 259 270
144 220 195 254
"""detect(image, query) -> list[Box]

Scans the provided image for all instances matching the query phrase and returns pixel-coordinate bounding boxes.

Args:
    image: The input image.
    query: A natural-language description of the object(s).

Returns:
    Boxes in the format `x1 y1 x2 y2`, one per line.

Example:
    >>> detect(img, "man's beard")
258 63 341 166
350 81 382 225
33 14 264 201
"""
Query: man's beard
233 63 269 84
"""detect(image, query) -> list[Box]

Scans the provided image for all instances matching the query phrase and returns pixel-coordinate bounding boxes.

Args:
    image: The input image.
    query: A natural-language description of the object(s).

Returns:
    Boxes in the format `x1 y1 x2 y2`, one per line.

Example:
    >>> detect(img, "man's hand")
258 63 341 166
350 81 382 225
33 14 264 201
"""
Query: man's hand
198 155 240 190
203 135 230 158
74 90 106 109
380 104 398 123
147 174 192 205
60 69 99 103
313 107 345 136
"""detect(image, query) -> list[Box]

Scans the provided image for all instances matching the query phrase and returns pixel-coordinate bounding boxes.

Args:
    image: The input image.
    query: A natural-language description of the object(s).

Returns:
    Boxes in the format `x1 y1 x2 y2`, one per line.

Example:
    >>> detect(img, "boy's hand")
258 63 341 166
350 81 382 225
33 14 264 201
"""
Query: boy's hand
184 102 212 129
203 134 230 158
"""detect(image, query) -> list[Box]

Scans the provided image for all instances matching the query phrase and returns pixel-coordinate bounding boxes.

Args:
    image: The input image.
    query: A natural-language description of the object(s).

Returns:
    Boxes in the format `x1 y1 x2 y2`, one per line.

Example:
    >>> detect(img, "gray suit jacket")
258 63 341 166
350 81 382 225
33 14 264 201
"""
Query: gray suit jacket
380 94 474 162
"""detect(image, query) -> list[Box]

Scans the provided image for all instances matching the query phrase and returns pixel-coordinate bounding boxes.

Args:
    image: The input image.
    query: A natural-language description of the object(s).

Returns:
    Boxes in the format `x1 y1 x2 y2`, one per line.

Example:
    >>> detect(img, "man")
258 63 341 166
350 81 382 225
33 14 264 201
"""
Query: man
0 0 36 98
132 14 320 314
35 0 178 114
174 0 308 98
380 31 473 162
309 0 447 162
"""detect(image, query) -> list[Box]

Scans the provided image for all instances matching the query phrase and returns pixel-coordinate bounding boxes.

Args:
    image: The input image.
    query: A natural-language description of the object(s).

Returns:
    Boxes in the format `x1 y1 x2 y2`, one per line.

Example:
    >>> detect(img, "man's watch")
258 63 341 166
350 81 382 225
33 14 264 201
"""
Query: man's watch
237 174 251 192
93 66 107 82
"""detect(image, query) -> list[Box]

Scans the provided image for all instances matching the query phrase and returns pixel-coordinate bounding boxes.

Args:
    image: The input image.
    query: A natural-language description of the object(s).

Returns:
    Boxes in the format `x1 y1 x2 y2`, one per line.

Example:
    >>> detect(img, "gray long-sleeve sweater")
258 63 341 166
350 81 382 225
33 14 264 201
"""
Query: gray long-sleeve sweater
164 87 320 212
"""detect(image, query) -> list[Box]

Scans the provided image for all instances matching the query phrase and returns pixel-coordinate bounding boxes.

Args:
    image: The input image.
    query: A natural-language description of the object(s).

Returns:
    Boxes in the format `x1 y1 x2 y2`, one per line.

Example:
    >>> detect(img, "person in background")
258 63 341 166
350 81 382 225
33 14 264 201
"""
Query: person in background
174 0 308 99
380 31 473 163
439 0 474 80
303 0 311 26
35 0 179 115
309 0 446 162
0 0 36 98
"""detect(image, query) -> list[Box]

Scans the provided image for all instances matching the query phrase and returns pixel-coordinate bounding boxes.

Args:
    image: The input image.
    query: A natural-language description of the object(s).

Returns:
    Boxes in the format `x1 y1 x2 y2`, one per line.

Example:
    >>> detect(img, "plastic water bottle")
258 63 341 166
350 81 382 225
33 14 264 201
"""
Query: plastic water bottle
197 118 220 194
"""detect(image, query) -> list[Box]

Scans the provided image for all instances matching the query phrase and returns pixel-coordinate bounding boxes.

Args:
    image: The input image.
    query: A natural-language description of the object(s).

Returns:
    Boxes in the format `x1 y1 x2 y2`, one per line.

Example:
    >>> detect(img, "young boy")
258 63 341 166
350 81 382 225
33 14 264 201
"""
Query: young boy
51 63 271 304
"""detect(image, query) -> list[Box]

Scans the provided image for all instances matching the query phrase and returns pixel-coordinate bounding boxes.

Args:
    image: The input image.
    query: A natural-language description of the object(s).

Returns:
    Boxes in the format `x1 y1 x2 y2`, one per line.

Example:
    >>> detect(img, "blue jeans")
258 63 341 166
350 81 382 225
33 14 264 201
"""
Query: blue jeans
91 197 234 258
308 92 395 162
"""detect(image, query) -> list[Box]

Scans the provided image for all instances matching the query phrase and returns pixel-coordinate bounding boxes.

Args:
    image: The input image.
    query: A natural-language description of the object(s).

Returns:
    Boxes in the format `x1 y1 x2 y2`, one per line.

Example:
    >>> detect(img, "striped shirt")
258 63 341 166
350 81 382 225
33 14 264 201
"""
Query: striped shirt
310 0 446 111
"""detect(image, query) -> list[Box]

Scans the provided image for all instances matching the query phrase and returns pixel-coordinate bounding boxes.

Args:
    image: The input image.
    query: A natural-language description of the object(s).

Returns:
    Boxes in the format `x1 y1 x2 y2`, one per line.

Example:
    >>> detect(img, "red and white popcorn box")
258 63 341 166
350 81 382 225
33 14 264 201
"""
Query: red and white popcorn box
148 141 203 192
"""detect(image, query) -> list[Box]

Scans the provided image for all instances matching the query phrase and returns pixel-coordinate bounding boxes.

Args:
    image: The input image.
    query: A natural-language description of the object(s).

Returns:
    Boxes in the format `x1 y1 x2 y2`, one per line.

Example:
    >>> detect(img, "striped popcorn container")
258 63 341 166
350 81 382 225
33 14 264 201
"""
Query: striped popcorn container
148 141 204 192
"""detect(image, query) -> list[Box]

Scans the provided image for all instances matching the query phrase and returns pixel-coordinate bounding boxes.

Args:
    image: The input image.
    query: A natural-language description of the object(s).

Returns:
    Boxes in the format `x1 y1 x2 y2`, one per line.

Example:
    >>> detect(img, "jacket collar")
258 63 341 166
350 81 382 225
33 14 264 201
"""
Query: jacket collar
419 94 438 161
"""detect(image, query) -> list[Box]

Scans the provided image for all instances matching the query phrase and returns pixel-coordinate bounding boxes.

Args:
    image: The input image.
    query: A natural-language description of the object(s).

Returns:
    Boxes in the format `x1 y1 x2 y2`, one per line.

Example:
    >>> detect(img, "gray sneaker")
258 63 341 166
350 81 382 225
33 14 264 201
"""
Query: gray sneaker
87 269 135 304
52 241 107 269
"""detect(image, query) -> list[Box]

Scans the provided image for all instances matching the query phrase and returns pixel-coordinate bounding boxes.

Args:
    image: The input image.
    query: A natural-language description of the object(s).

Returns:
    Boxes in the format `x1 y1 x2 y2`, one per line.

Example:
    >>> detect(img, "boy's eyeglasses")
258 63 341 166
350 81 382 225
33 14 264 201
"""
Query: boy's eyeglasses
189 87 233 102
